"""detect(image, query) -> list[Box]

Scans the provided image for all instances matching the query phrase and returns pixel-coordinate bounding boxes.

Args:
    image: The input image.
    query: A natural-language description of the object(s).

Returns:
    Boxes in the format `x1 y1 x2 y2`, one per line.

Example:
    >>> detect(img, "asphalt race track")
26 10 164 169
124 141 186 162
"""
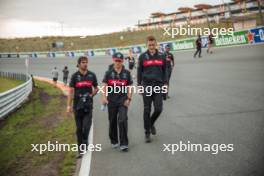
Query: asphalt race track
1 44 264 176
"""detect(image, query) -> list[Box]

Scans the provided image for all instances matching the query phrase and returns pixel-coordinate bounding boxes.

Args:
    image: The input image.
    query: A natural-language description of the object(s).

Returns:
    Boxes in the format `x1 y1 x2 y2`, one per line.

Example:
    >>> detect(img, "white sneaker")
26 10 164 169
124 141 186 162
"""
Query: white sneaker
111 143 119 148
120 145 129 152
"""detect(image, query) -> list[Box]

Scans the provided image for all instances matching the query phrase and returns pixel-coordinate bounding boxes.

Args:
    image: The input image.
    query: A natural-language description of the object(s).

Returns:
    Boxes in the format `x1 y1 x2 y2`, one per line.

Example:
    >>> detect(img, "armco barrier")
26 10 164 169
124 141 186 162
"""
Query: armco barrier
0 26 263 58
0 72 32 119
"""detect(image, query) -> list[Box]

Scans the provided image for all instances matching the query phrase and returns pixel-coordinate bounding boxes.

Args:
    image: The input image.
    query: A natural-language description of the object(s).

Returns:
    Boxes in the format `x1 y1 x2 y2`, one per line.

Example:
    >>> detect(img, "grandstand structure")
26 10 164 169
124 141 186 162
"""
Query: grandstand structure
0 0 263 53
0 22 235 53
137 0 264 30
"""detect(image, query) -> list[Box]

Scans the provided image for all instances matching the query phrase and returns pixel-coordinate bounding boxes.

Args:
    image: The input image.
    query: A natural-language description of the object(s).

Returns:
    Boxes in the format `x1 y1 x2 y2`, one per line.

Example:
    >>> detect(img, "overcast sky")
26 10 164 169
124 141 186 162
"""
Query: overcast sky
0 0 231 38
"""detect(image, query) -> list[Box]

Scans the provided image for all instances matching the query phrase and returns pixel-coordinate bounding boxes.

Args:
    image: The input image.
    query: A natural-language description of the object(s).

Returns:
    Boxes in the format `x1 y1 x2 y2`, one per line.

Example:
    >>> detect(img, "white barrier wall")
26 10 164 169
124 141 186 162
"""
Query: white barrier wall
0 72 32 119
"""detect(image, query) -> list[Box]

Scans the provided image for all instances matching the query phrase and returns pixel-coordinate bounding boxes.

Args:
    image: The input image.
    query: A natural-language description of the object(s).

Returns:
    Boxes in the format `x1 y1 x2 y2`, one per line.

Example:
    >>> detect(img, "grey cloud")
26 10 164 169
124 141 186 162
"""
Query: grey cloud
0 0 231 36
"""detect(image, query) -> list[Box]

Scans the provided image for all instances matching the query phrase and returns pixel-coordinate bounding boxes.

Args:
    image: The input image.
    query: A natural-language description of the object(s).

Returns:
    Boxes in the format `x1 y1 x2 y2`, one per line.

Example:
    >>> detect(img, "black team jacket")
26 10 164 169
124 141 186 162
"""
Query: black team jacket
137 49 168 86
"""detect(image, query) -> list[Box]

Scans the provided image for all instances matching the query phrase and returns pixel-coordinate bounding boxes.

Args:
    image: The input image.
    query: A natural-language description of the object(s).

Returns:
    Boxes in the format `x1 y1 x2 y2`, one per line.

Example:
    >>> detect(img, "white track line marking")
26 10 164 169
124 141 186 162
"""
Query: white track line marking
79 123 93 176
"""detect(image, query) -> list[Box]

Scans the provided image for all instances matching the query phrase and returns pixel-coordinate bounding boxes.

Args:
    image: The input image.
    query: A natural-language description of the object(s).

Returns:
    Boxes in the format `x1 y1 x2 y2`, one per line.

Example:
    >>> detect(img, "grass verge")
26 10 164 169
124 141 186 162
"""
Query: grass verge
0 77 24 93
0 80 76 176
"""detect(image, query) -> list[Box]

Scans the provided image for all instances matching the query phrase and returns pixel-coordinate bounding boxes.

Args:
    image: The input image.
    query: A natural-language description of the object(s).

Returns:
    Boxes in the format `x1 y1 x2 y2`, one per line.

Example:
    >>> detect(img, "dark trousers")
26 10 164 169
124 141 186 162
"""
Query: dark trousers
143 91 163 134
168 68 172 83
74 109 92 151
167 68 172 89
194 47 202 57
163 68 172 99
107 104 128 146
63 77 68 85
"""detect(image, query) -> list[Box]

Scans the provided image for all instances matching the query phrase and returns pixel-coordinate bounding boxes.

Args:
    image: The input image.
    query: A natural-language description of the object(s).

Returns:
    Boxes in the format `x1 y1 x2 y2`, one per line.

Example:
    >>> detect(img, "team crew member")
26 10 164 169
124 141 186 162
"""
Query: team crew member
102 52 133 152
67 56 98 158
164 45 175 99
207 33 214 54
194 34 202 58
137 36 168 143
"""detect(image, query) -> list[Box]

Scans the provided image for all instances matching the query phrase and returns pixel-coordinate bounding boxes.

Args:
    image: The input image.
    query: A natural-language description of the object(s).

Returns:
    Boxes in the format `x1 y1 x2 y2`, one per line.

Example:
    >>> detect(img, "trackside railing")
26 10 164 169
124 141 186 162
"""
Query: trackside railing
0 71 32 119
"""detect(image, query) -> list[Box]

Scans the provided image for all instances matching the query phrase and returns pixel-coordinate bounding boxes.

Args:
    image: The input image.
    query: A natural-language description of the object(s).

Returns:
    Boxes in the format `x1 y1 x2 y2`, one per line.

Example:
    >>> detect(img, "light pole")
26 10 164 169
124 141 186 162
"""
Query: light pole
220 0 235 30
59 21 64 36
221 0 233 18
194 4 212 30
178 7 194 26
151 12 166 29
257 0 264 25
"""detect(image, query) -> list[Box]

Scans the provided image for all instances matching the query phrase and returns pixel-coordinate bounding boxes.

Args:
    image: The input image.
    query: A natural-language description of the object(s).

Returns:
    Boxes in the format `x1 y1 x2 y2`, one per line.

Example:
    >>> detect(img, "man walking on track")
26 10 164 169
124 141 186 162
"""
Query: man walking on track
62 66 69 86
164 44 174 99
67 56 99 158
126 49 136 79
137 36 168 143
194 34 202 58
126 50 135 72
207 33 214 54
102 52 133 152
51 67 59 87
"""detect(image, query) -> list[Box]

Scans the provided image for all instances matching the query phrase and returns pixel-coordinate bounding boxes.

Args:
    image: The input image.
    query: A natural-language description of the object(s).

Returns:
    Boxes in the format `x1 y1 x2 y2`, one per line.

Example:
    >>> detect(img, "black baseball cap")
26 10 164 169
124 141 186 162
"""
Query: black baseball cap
165 44 171 49
112 52 124 62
